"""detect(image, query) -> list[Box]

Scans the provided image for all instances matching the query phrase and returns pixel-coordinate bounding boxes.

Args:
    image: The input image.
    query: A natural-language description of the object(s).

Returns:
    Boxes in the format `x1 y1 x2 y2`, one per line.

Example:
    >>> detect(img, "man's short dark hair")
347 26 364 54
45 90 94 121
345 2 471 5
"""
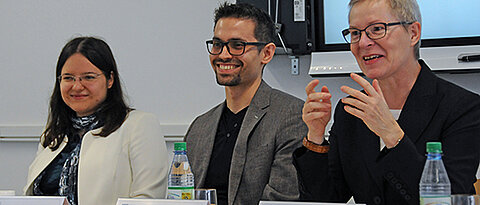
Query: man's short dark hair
214 2 275 43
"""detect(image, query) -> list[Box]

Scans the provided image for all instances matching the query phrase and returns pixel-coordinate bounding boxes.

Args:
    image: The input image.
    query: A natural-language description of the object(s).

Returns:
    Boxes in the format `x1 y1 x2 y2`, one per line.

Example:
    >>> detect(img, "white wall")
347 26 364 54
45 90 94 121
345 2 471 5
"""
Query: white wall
1 0 480 196
0 0 234 195
0 0 233 129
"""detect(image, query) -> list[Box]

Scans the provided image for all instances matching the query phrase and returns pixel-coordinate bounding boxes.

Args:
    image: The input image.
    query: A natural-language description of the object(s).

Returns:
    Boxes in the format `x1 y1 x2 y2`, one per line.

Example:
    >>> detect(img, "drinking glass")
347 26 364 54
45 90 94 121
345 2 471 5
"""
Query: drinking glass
451 194 480 205
194 189 217 205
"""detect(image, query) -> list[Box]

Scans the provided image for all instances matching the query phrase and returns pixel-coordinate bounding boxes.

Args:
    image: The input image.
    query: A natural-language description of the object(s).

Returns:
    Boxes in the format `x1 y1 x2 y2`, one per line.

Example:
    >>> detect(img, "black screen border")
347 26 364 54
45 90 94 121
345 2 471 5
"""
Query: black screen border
314 0 480 52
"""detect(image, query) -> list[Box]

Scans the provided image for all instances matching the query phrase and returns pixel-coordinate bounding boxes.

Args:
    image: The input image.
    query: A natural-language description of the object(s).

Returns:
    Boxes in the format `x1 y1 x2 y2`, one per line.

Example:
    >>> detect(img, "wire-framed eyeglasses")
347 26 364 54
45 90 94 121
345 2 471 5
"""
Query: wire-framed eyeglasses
57 73 104 85
342 21 414 44
206 39 268 56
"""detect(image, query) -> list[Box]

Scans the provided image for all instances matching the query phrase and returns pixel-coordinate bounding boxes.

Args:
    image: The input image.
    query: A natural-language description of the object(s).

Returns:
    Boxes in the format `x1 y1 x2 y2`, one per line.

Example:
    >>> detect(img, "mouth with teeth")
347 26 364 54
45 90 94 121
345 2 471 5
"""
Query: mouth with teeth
213 60 243 86
218 64 240 70
363 55 384 61
214 58 243 73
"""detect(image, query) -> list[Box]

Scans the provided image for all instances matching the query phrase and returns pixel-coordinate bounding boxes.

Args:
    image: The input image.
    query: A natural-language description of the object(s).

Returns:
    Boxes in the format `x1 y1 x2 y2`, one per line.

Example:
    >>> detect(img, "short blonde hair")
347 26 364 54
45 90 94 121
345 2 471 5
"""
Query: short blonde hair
348 0 422 59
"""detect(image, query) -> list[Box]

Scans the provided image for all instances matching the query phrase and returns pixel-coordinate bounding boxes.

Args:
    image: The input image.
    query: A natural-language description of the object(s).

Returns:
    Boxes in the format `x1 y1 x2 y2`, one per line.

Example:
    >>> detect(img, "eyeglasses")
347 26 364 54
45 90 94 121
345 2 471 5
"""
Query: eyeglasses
206 39 268 56
57 73 104 85
342 21 414 44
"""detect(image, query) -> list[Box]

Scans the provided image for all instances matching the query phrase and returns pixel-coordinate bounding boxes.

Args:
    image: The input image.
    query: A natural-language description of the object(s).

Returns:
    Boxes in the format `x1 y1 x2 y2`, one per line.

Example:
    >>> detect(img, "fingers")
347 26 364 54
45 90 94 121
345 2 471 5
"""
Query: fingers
303 80 332 138
341 73 384 105
304 79 332 114
350 73 377 97
340 85 369 103
307 89 331 102
303 110 331 121
341 96 367 112
320 86 331 104
305 79 320 95
305 79 331 104
372 79 385 99
303 101 332 114
343 104 363 120
302 100 332 142
340 74 383 122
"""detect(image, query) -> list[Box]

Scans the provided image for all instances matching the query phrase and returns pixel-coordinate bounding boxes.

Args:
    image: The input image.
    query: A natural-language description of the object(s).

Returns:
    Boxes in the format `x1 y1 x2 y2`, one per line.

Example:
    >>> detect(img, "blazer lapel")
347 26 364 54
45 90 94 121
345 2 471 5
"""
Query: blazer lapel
360 61 439 192
25 138 67 192
195 103 225 187
228 81 270 203
398 61 440 144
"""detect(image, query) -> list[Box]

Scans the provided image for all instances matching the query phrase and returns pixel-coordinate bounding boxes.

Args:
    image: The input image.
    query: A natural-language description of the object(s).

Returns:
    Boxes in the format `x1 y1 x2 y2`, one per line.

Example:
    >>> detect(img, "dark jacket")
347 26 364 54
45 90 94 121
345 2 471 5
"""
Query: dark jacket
294 60 480 205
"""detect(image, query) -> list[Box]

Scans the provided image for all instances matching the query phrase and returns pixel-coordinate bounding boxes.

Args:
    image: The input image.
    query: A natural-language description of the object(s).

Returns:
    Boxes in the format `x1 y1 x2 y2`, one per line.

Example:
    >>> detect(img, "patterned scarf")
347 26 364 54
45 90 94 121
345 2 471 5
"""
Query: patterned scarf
59 114 102 205
33 113 102 205
71 114 100 131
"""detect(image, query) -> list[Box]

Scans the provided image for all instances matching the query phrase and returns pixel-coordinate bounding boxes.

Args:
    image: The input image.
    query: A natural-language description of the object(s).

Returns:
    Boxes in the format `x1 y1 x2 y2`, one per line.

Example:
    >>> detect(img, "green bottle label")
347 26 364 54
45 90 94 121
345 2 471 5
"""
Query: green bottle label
420 196 451 205
167 187 194 200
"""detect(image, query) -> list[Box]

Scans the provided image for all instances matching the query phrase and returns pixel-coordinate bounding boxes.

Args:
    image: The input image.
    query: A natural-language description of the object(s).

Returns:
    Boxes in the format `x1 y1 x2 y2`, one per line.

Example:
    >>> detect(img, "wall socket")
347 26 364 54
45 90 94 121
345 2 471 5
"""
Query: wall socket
291 57 299 75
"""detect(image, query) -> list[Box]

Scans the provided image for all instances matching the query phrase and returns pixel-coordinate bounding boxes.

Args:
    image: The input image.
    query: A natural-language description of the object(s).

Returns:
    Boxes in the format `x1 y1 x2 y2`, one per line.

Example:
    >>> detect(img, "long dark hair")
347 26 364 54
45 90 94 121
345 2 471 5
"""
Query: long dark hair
43 37 131 150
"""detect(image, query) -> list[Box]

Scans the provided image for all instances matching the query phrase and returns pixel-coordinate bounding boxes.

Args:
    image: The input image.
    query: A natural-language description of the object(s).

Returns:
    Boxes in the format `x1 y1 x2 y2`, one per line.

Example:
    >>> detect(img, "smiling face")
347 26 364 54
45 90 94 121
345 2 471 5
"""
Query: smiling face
349 0 418 80
60 53 113 117
209 17 272 87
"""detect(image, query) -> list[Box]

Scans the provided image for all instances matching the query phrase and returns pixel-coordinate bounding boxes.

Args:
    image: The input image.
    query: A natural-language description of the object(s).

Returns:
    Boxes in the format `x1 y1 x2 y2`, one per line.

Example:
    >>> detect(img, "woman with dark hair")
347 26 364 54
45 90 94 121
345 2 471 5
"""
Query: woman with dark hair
23 37 168 205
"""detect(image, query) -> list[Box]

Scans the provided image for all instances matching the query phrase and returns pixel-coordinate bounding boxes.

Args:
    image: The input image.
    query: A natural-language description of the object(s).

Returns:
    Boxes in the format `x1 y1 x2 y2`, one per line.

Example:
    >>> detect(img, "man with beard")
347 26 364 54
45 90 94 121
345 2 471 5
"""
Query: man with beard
184 3 307 205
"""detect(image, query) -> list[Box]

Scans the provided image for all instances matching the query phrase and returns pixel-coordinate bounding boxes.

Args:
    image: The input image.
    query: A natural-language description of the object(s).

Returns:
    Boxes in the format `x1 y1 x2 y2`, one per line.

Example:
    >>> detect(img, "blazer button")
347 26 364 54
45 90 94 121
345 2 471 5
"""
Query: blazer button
400 189 407 195
405 195 411 200
373 196 382 204
386 172 394 179
395 183 402 190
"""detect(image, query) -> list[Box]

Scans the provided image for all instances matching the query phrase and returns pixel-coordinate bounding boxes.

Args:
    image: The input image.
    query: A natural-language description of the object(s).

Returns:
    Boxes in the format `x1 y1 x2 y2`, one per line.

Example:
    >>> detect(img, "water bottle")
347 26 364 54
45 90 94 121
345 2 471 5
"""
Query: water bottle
167 142 195 200
419 142 451 205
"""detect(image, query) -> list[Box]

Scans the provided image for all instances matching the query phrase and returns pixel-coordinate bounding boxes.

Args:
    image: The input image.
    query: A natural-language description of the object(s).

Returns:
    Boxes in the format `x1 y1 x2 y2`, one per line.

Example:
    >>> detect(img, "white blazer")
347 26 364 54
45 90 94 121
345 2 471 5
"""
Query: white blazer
24 110 169 205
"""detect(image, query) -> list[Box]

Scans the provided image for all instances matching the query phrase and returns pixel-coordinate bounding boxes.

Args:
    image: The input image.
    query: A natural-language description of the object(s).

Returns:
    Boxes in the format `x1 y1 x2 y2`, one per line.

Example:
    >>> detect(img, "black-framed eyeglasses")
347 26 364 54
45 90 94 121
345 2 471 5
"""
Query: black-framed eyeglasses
342 21 414 44
206 39 268 56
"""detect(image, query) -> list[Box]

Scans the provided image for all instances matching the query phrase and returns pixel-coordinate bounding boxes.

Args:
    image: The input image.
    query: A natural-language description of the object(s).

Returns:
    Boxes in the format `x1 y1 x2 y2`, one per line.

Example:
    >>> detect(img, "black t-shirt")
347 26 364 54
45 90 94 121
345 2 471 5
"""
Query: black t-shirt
203 106 248 205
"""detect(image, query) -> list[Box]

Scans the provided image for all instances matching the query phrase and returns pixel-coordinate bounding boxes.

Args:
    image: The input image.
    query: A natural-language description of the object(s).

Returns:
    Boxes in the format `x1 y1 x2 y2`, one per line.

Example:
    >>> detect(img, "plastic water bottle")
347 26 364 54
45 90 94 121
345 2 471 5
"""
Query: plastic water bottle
419 142 451 205
167 142 195 200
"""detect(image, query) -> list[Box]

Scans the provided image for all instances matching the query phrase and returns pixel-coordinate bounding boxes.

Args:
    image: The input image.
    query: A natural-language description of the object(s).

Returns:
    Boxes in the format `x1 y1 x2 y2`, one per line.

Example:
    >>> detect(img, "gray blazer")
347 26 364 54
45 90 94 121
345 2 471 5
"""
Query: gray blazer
185 80 307 205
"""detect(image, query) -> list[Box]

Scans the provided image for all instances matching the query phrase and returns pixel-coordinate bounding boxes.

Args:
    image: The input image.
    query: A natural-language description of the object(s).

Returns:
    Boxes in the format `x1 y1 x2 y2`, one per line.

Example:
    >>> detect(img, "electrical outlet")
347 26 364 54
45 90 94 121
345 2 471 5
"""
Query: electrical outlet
291 58 299 75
